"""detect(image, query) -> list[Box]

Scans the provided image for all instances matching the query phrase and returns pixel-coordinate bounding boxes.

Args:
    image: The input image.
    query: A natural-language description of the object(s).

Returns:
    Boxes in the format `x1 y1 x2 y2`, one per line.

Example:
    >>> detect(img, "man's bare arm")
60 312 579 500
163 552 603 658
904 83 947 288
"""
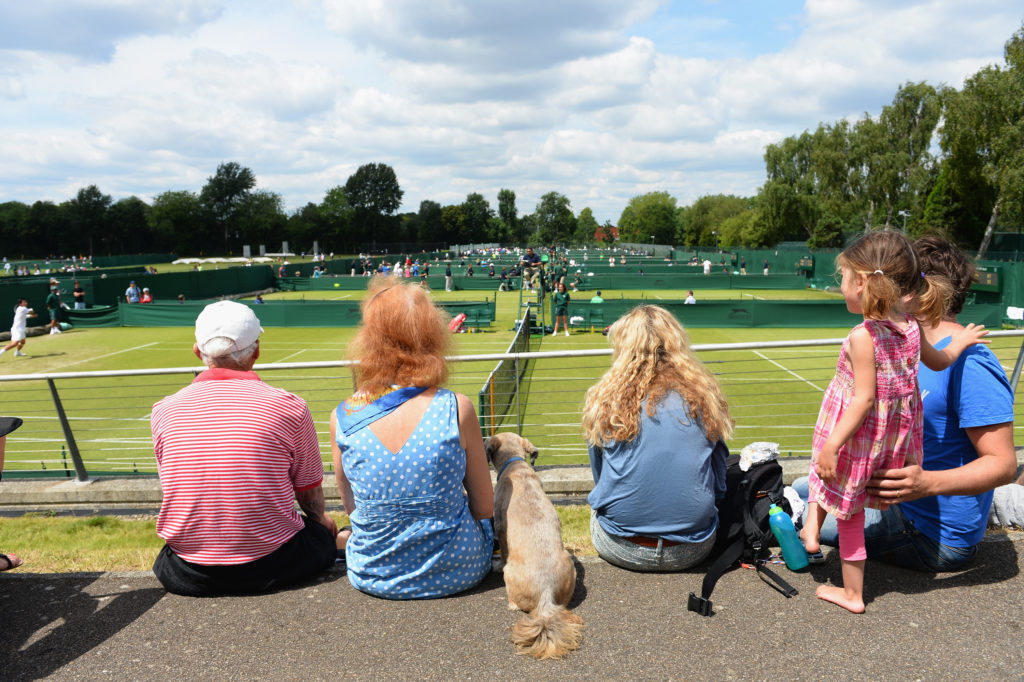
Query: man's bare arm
296 485 337 536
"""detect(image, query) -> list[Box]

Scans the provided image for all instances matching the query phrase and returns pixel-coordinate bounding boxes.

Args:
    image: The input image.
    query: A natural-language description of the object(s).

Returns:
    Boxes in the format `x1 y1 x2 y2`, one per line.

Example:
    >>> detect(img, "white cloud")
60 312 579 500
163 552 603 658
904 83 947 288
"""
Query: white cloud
0 1 224 61
0 0 1020 228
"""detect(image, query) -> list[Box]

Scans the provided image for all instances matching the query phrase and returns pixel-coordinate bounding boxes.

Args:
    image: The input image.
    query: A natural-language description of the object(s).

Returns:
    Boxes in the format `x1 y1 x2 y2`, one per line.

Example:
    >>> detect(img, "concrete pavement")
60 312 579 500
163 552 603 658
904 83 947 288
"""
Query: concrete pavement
2 530 1023 680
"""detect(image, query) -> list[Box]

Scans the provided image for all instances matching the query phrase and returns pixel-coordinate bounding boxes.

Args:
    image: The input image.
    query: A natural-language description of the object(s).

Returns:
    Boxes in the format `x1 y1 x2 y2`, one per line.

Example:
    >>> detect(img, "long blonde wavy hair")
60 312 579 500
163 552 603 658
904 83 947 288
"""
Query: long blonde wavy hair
581 305 733 447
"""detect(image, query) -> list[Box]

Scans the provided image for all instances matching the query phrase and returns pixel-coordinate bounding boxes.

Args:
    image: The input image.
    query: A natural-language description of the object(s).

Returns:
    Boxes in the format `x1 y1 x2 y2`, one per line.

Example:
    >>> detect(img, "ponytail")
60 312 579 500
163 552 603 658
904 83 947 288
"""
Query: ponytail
859 269 900 321
914 273 953 328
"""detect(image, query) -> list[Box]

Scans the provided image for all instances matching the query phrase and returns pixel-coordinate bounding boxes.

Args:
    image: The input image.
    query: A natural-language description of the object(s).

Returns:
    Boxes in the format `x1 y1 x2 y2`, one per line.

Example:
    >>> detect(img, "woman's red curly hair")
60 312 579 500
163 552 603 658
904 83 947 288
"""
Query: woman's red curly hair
349 276 451 393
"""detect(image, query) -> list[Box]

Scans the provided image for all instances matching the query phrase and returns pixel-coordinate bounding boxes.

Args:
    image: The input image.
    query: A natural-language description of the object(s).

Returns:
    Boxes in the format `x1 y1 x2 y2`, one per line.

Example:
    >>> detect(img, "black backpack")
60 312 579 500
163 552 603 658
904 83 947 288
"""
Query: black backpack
688 453 798 616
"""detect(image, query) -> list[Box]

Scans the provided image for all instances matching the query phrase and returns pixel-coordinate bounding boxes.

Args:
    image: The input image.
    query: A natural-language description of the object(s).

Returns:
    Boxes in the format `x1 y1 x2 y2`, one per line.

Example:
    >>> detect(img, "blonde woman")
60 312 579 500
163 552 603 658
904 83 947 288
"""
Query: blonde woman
331 277 494 599
581 305 733 571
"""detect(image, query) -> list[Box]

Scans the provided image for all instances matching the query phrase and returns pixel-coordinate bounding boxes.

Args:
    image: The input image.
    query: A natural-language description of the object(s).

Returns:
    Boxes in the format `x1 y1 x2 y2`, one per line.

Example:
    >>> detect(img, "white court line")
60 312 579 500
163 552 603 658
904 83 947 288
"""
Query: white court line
275 349 307 363
52 342 160 371
753 350 825 392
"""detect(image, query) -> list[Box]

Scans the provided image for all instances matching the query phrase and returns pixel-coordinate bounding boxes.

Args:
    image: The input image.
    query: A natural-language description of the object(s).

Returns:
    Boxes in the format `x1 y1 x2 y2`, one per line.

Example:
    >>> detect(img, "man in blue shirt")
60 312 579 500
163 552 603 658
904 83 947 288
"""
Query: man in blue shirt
125 281 141 304
519 248 541 291
794 235 1016 571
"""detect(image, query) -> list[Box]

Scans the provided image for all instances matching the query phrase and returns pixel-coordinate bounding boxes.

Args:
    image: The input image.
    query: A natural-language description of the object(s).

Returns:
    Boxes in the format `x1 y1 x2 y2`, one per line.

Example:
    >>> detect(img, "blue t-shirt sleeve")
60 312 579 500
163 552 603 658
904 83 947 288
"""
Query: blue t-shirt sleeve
951 347 1014 429
712 440 728 501
588 442 603 484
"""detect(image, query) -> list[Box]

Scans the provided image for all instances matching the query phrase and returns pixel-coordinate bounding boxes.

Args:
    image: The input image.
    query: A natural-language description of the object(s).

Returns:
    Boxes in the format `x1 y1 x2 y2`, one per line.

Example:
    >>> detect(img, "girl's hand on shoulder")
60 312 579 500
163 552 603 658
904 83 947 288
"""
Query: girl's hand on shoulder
953 323 989 351
815 447 837 484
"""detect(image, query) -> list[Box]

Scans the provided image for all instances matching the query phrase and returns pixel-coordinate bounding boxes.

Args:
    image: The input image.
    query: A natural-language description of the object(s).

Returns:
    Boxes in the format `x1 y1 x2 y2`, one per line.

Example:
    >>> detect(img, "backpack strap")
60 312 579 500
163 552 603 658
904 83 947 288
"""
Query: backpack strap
753 562 799 598
688 533 744 616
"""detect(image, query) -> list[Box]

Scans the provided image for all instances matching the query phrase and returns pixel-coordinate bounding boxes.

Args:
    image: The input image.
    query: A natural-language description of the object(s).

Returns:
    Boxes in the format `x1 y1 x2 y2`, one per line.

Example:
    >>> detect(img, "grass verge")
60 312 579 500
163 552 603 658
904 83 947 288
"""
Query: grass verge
0 505 597 573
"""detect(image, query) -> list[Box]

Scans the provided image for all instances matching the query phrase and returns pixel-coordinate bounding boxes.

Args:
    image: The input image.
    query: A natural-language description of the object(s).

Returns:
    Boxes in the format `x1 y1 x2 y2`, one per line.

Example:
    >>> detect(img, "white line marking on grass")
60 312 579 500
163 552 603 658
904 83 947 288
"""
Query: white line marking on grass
753 350 825 392
53 342 160 370
275 349 307 363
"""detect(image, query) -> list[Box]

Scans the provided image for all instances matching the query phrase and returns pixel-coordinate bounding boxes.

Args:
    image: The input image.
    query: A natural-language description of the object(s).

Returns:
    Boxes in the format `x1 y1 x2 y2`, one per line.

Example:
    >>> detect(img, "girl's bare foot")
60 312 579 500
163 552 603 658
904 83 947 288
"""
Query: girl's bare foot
816 584 865 613
799 527 820 555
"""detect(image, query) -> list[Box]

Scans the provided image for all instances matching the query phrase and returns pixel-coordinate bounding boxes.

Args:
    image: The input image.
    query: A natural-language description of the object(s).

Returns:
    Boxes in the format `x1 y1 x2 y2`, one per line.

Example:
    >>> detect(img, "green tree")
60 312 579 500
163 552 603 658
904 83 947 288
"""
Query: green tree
148 190 205 255
414 200 444 244
461 193 493 243
344 163 404 246
106 196 151 254
575 207 599 245
617 192 678 244
65 185 112 256
440 204 466 244
941 25 1024 256
498 189 520 244
0 202 30 257
319 185 356 250
27 201 66 258
286 203 326 253
200 162 256 253
680 194 753 247
534 192 574 244
237 190 285 248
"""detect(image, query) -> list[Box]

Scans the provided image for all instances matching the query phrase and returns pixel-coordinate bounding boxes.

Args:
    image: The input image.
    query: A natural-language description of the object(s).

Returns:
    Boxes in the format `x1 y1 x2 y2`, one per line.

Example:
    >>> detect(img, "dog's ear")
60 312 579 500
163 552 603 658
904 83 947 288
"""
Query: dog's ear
519 436 539 465
484 436 499 462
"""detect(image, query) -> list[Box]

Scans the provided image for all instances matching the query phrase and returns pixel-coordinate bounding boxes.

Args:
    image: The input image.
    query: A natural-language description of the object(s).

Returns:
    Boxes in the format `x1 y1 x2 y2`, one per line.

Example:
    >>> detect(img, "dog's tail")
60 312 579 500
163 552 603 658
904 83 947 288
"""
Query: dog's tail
511 600 584 660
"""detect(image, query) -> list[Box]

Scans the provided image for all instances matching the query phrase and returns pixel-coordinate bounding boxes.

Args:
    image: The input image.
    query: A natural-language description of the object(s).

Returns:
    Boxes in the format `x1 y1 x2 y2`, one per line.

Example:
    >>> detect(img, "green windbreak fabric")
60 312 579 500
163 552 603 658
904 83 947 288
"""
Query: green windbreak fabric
67 299 496 328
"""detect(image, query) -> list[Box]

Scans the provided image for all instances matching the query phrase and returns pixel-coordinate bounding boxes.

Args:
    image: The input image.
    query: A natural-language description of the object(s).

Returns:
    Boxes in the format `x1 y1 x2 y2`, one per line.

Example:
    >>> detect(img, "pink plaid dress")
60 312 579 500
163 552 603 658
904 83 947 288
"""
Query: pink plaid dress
808 316 923 519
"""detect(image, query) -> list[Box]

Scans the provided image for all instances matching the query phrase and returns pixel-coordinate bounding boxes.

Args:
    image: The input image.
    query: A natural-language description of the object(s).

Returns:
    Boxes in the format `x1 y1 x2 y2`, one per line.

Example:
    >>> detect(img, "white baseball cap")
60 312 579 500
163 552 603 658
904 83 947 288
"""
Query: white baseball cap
194 301 263 353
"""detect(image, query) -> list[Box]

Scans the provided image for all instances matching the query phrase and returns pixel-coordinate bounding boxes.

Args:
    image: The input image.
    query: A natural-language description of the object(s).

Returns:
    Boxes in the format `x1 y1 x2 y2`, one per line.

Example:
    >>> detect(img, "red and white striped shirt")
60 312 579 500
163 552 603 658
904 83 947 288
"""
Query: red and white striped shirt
151 368 324 565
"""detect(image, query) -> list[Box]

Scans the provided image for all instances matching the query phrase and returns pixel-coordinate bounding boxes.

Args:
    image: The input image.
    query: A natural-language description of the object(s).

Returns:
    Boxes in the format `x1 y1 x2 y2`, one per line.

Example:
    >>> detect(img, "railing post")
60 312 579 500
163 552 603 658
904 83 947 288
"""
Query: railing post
1010 337 1024 394
514 354 522 436
47 378 89 482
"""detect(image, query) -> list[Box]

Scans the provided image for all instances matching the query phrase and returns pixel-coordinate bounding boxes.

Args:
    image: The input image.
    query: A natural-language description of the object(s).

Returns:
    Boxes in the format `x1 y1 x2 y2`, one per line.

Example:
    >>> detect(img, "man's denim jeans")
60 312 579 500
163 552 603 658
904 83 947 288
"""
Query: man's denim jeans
792 477 977 572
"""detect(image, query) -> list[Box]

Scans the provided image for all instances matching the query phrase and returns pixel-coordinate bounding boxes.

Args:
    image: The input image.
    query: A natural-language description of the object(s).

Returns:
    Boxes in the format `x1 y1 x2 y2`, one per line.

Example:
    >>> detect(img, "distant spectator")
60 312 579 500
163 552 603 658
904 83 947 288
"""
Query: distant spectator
141 288 153 304
177 294 185 304
763 259 769 275
590 291 604 304
125 281 141 304
702 259 712 276
72 280 86 309
684 291 696 304
254 294 265 304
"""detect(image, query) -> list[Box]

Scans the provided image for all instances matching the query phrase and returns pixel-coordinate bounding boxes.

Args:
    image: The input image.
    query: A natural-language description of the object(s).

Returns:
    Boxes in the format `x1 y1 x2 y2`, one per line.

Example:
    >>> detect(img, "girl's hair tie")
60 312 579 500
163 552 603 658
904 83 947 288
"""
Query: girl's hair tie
920 271 926 279
872 269 884 275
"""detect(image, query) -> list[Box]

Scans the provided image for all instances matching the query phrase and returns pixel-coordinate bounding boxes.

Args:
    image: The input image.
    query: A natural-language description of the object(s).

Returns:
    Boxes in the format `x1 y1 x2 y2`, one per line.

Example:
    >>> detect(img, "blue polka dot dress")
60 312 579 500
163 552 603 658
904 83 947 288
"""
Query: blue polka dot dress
336 388 494 599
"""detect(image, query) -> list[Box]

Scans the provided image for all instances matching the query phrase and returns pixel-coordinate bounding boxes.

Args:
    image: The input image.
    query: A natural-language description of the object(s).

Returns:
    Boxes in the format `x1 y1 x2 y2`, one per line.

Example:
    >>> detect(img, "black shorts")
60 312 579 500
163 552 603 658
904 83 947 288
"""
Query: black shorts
152 516 336 597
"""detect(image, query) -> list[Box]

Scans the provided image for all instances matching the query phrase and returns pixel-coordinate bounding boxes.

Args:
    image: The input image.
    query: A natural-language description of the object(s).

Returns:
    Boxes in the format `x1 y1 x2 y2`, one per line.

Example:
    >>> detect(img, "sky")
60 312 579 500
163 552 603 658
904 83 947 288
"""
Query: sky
1 0 1021 225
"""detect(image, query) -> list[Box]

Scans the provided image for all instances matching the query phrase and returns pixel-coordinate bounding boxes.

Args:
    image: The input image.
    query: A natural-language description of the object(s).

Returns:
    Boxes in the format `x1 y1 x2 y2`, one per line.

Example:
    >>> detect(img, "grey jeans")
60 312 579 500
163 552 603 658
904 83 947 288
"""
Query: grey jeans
590 511 715 572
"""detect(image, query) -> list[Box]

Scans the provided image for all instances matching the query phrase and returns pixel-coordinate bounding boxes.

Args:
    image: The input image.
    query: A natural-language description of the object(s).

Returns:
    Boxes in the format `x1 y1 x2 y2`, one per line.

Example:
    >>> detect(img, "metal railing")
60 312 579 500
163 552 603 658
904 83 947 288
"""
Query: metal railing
2 331 1022 480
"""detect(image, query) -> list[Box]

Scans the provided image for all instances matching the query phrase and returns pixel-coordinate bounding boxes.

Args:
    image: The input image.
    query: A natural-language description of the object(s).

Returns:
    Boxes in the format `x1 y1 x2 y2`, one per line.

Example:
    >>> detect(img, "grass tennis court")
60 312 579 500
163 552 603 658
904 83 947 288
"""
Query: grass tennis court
1 284 1021 476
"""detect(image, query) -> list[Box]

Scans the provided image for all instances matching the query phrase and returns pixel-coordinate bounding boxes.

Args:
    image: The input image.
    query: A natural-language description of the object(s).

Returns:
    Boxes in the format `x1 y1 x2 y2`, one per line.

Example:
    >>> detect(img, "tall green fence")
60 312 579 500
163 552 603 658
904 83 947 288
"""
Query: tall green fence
560 299 1005 329
65 298 496 328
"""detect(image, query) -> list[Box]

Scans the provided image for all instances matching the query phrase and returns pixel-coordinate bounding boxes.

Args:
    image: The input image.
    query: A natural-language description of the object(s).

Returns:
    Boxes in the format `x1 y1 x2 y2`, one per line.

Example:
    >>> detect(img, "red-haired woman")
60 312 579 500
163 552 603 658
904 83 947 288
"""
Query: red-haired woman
330 277 494 599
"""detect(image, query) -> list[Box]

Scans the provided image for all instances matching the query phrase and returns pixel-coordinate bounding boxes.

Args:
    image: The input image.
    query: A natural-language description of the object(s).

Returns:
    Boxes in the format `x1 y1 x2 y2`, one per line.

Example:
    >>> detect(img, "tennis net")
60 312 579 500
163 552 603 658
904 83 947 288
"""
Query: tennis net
477 304 533 437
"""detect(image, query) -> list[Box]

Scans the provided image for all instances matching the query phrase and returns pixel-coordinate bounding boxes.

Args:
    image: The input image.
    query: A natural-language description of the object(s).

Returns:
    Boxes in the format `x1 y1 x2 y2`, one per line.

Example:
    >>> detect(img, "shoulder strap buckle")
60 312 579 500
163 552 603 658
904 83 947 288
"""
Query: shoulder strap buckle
687 592 713 616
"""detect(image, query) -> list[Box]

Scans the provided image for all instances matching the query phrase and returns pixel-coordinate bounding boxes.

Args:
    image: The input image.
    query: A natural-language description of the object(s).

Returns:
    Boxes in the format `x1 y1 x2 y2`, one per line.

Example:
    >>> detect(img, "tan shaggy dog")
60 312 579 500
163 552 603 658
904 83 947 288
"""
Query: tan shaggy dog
486 432 583 659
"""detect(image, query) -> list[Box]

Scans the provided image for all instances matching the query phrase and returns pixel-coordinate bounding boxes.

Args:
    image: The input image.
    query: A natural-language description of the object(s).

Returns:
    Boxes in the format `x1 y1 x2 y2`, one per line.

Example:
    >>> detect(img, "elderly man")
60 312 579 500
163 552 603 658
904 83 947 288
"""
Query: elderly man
151 301 339 596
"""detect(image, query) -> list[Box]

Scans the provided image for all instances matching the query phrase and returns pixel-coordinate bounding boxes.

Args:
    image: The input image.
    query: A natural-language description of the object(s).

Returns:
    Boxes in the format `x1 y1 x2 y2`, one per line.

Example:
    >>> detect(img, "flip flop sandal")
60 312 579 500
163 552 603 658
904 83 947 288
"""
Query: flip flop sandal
335 526 351 566
0 553 21 571
806 550 826 565
0 417 23 438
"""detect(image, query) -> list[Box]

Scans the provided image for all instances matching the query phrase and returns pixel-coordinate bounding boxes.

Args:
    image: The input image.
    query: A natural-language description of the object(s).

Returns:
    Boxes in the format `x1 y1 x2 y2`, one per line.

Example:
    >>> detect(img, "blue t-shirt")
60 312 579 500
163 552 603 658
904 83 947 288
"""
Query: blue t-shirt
903 338 1014 548
587 392 727 543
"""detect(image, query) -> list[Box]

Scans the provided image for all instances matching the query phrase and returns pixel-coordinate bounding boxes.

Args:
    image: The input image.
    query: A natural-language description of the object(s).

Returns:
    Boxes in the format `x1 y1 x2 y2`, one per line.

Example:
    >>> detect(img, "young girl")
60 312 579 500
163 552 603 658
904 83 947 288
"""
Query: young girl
551 281 571 337
801 230 987 613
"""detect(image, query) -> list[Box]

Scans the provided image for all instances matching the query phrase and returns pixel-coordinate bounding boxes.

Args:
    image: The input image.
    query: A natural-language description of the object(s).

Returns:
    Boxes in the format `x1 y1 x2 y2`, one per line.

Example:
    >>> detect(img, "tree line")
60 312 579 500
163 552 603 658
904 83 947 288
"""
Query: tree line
0 159 614 258
2 24 1021 258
